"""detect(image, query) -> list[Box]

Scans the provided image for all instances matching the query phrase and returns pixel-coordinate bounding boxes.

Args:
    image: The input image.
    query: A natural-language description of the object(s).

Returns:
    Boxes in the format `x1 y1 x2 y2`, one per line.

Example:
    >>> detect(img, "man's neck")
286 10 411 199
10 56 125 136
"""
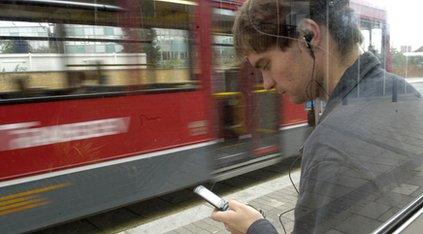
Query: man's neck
324 45 361 100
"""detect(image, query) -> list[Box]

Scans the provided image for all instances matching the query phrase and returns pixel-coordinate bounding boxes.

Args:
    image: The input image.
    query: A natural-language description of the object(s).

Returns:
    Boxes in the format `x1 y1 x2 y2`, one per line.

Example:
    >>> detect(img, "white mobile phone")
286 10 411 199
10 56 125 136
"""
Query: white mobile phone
193 185 229 211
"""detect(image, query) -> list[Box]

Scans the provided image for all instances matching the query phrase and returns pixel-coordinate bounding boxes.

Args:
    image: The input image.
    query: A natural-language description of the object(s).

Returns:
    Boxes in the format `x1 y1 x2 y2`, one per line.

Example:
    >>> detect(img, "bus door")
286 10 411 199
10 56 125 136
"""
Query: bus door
212 65 250 168
211 8 280 170
211 7 249 169
212 57 280 169
247 64 281 158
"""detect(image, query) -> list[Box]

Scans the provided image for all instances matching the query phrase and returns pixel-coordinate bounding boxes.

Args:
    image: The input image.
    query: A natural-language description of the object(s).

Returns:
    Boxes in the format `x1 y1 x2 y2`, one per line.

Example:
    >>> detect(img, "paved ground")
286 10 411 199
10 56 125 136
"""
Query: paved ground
35 159 302 234
120 170 301 234
409 80 423 93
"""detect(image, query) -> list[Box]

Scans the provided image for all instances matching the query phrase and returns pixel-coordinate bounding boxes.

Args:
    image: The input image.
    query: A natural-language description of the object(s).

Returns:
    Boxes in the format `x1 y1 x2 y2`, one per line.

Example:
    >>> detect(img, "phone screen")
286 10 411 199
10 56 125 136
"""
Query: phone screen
194 185 228 211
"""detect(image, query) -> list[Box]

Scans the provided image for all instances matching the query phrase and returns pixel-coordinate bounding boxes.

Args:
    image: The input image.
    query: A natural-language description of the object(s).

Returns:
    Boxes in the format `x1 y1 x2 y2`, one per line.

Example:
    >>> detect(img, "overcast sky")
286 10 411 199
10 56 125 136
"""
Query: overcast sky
384 0 423 50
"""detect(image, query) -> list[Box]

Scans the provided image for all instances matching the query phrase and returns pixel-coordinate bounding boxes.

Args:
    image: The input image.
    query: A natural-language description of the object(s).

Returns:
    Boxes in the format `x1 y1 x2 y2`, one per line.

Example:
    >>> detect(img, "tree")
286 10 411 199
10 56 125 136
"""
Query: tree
31 46 56 53
0 40 14 53
391 48 406 68
141 29 161 67
0 40 31 53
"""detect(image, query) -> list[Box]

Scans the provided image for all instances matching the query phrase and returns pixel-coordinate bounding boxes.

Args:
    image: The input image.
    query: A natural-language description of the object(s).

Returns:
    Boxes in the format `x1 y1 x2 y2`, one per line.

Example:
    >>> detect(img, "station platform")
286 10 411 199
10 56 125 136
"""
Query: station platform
119 169 301 234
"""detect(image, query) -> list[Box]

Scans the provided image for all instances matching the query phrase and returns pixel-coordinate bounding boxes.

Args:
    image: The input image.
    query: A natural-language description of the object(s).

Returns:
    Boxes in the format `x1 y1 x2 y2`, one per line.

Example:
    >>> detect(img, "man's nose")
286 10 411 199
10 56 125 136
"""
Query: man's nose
262 75 275 90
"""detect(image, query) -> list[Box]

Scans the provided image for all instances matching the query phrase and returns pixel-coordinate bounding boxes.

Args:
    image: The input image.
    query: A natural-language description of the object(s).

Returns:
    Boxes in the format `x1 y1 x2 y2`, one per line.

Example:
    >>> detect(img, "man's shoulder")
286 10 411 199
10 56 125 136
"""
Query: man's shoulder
354 66 420 98
302 95 423 168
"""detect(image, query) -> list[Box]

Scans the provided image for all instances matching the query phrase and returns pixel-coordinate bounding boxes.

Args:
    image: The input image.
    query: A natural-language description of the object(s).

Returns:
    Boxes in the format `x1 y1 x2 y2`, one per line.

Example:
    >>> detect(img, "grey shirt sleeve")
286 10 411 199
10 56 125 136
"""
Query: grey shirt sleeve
246 219 279 234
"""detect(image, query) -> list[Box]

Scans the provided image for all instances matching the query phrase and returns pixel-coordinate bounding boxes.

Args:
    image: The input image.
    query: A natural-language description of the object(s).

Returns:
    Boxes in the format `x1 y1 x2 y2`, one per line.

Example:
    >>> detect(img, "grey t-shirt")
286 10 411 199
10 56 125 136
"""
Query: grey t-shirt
294 52 423 233
247 52 423 234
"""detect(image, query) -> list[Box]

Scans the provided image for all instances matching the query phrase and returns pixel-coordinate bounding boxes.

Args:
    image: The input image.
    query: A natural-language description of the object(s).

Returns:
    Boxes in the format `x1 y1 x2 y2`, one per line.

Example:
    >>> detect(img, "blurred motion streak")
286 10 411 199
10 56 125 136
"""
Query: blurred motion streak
0 183 69 216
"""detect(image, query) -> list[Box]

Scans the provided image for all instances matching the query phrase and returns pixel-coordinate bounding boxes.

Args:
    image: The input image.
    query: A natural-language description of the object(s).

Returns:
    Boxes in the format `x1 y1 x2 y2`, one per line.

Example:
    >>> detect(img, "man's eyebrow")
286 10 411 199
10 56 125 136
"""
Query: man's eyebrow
254 58 268 69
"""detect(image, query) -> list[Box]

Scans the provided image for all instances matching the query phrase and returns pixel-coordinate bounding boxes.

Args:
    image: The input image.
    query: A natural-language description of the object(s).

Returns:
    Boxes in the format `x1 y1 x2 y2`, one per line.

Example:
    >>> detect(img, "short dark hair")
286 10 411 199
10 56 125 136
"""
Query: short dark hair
233 0 363 59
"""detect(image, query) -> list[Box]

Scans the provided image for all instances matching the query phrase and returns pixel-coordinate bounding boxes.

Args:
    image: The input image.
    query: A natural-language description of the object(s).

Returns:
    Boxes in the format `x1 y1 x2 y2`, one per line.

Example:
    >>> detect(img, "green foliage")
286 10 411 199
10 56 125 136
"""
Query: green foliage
141 29 161 66
392 48 407 67
391 47 423 77
0 40 31 53
0 40 16 53
150 30 161 64
31 46 56 53
160 58 188 68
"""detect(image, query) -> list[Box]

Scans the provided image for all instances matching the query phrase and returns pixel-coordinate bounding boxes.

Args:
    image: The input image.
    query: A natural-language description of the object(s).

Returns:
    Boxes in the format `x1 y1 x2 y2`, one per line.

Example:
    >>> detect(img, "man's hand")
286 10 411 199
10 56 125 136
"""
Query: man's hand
211 200 263 234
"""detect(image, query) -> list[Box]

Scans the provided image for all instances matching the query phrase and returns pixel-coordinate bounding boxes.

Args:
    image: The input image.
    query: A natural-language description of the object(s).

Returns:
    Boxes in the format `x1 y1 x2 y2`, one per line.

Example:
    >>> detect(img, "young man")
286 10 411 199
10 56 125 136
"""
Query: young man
211 0 423 233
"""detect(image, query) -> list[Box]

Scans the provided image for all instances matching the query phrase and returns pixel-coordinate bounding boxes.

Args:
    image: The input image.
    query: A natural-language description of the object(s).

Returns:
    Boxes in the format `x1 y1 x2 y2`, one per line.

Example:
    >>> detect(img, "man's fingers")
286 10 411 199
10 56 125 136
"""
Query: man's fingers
211 209 236 222
211 210 229 222
227 199 245 211
211 210 224 222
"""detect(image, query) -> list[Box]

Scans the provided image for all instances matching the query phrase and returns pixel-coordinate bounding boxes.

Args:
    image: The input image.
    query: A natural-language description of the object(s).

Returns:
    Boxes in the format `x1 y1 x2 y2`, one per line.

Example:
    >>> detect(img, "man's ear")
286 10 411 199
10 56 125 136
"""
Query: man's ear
298 19 322 52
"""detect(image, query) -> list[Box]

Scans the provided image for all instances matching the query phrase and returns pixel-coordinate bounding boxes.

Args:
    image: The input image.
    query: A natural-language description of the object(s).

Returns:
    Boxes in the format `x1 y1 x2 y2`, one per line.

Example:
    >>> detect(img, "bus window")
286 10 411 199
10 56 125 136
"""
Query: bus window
112 0 197 91
147 28 193 88
212 8 238 94
0 21 68 98
211 8 243 141
213 35 236 71
0 0 197 101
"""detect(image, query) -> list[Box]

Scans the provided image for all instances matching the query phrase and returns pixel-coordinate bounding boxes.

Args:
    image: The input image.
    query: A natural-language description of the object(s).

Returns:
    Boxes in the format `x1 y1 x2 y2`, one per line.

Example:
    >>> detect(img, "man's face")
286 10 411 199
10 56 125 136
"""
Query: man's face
247 45 314 104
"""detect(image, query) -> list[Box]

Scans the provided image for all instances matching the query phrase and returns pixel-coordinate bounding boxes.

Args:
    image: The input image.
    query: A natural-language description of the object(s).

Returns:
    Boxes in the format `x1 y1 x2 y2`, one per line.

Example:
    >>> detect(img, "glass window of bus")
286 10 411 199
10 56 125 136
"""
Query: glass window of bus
212 8 238 93
0 0 197 102
111 0 198 91
0 1 123 100
0 21 67 99
211 7 264 93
